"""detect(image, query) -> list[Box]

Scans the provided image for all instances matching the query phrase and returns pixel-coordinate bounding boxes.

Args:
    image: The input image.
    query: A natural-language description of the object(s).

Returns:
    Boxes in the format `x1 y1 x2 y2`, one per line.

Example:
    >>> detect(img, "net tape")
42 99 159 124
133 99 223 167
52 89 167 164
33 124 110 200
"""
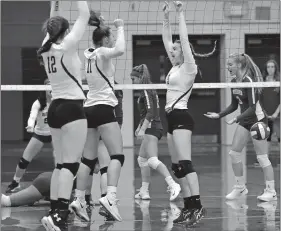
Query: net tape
1 82 280 91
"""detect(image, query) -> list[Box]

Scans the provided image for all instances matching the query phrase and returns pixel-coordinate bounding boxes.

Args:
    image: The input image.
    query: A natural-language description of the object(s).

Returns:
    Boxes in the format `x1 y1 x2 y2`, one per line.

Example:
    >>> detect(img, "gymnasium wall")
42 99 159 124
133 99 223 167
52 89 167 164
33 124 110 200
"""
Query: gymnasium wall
1 1 280 146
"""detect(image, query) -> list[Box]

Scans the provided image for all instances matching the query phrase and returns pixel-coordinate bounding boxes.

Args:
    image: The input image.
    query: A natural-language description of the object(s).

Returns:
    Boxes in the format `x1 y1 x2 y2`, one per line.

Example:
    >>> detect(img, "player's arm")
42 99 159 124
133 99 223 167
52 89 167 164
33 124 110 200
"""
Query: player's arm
27 100 41 128
236 87 256 122
178 10 197 76
62 1 90 49
140 90 154 132
162 3 174 65
218 92 239 118
50 1 61 18
99 21 125 60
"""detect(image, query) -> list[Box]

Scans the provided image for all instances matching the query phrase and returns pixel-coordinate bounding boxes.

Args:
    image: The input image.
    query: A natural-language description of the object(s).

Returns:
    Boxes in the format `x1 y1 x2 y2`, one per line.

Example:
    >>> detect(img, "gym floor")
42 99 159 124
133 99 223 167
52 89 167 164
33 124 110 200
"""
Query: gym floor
1 142 280 231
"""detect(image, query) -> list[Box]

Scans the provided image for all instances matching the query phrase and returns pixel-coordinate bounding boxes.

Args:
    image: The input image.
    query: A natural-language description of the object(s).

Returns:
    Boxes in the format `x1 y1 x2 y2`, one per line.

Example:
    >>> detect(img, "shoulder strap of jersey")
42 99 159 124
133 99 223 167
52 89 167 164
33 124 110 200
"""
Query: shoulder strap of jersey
95 58 114 91
171 84 193 111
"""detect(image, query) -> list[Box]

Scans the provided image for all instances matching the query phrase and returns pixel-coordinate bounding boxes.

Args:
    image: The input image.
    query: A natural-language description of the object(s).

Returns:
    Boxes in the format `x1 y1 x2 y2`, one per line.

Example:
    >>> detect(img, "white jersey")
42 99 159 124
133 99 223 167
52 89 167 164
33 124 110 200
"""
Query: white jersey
83 48 117 107
28 100 50 136
83 26 125 108
165 63 197 110
41 35 85 100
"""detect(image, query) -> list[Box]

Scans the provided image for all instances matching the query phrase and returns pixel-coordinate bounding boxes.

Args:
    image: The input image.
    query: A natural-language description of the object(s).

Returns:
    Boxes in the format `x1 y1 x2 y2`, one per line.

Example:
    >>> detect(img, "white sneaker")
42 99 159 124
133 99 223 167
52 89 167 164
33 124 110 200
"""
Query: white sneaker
99 196 122 222
69 197 90 222
167 184 181 201
135 189 151 200
257 188 277 202
226 185 248 200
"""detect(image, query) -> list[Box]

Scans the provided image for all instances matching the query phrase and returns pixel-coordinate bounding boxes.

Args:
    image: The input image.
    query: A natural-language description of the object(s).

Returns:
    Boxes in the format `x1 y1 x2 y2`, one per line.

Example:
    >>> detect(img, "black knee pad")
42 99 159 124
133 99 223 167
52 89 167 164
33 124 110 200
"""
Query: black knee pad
100 166 108 175
171 163 185 179
62 162 80 176
18 157 30 169
56 164 63 170
179 160 196 175
81 157 97 171
110 154 125 166
278 138 280 143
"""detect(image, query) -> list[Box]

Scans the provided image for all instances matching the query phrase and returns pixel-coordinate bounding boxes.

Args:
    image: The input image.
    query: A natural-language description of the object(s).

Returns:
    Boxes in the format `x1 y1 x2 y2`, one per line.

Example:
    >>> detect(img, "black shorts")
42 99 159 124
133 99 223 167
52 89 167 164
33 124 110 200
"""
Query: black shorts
32 133 52 143
166 109 194 134
145 128 163 140
239 117 268 131
32 172 52 197
84 104 117 128
48 99 86 129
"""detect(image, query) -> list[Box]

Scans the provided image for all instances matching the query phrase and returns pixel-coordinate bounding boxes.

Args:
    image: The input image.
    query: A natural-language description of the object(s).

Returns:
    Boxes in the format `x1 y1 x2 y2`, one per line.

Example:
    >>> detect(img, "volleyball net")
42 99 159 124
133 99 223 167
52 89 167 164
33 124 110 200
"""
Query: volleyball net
1 0 280 146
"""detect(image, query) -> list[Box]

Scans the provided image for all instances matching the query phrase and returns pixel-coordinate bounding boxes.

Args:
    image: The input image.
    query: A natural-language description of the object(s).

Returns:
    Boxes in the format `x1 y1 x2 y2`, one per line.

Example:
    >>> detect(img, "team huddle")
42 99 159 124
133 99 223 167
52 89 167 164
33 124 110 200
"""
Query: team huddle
1 1 279 230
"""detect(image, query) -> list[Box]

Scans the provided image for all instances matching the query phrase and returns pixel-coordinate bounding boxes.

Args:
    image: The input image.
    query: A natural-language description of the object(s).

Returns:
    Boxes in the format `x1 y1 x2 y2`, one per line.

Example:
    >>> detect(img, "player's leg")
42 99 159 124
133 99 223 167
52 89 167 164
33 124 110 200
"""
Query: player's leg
6 136 44 193
97 105 124 221
253 138 277 201
98 140 110 198
2 172 52 207
135 138 151 200
49 128 63 213
145 129 180 201
273 118 280 143
226 125 249 200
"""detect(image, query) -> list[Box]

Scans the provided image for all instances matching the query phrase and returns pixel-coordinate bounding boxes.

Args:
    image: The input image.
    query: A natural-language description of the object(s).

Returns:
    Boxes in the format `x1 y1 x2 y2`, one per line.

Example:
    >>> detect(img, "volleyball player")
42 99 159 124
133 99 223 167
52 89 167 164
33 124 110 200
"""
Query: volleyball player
6 79 52 194
70 12 125 222
205 53 277 202
162 1 216 225
130 64 181 201
253 59 280 167
37 1 90 230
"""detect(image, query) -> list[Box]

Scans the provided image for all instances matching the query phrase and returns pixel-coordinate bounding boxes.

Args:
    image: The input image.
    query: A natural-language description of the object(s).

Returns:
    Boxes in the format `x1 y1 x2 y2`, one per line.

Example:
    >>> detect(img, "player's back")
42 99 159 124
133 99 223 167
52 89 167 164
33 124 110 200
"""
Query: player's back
41 40 85 100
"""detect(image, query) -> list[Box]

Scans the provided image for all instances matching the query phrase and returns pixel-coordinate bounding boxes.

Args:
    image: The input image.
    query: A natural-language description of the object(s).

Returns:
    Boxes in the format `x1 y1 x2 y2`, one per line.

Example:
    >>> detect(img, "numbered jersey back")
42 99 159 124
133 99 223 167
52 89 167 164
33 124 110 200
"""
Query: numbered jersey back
41 37 85 100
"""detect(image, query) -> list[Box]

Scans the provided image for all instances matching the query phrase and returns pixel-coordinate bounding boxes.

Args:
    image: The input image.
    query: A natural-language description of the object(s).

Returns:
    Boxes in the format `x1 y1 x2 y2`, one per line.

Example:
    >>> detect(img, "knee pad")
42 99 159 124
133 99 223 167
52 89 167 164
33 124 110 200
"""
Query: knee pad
81 157 97 171
110 154 125 166
56 164 63 170
171 163 186 178
137 156 148 168
257 155 271 168
147 157 161 170
179 160 195 175
278 138 280 143
62 162 80 176
229 150 242 164
100 166 108 175
18 157 30 169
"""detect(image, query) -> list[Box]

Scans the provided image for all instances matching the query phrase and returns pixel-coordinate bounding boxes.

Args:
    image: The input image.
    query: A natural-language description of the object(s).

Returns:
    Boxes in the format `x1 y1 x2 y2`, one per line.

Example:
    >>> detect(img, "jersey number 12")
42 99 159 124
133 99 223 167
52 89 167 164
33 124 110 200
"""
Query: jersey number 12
47 56 57 73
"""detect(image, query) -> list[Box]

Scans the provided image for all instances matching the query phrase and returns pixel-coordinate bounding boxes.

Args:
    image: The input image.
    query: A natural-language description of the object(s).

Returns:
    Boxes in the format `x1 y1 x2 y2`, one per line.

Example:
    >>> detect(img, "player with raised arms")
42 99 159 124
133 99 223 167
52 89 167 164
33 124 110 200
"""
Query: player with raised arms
37 1 90 230
162 0 216 226
70 11 125 222
205 53 277 202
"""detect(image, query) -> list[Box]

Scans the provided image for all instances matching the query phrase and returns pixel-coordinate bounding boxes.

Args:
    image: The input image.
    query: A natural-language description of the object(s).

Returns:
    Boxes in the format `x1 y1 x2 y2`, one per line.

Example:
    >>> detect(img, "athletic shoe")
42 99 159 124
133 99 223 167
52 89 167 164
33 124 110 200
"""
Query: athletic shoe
257 188 277 202
167 183 181 201
6 181 20 194
226 185 248 200
99 196 122 222
41 209 69 231
69 197 90 222
135 189 151 200
186 207 206 227
173 208 192 224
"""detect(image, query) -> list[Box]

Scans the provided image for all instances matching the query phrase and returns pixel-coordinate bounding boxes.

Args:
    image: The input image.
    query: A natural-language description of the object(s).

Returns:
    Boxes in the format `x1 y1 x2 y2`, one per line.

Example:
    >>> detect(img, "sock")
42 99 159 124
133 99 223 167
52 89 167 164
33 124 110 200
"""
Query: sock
2 194 11 207
101 193 107 198
50 199 58 210
266 180 275 190
235 176 245 186
85 194 92 202
107 186 117 201
183 197 193 210
190 195 202 209
165 176 175 187
141 182 149 191
13 176 21 183
57 198 69 210
75 189 85 201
